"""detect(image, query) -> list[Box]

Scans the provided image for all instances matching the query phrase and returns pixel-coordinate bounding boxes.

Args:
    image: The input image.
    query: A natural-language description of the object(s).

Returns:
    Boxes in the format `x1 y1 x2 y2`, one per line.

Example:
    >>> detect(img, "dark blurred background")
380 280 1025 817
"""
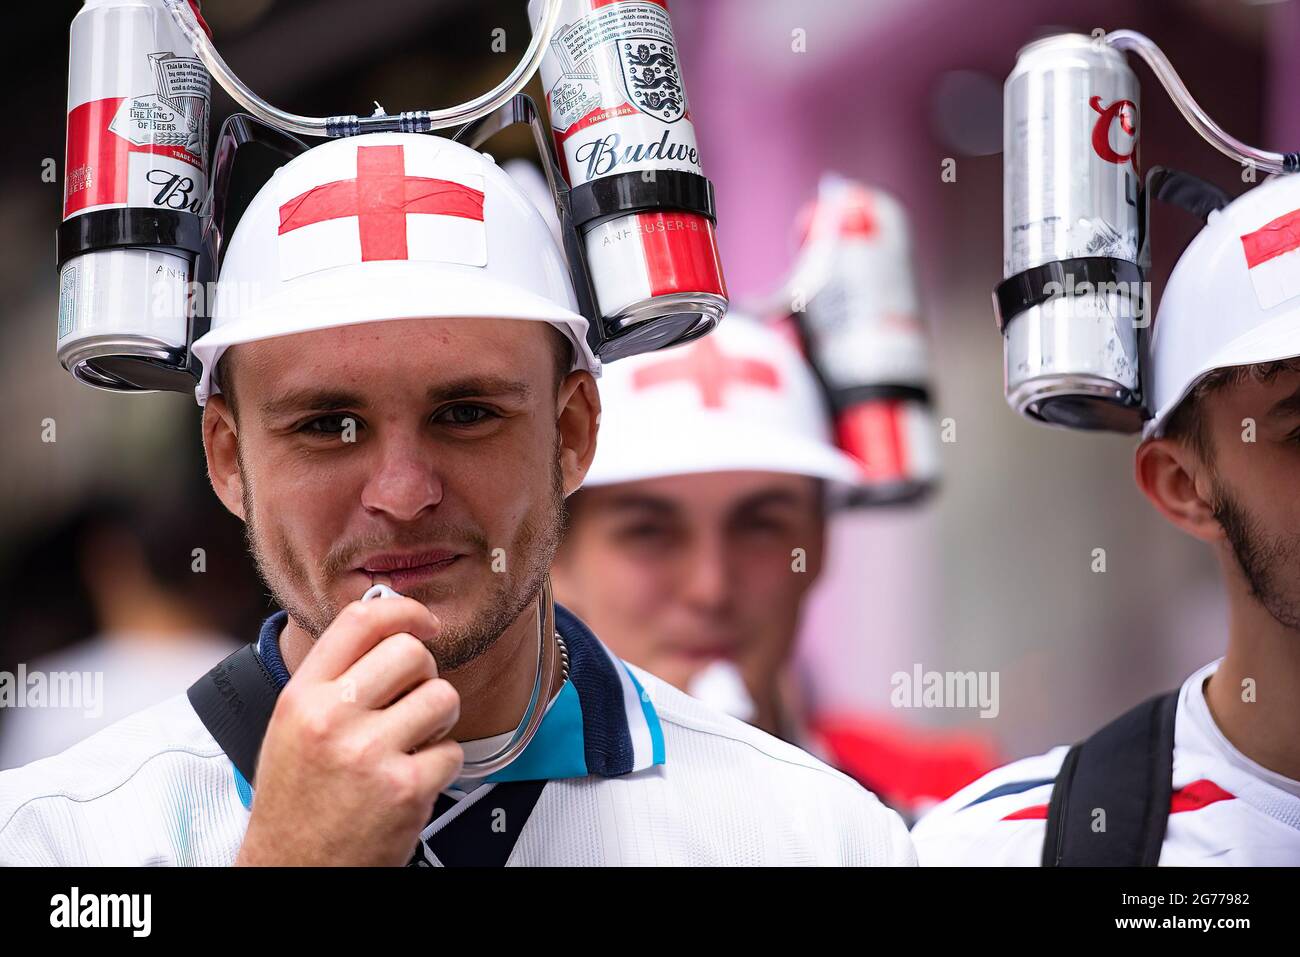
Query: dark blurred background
2 0 1296 764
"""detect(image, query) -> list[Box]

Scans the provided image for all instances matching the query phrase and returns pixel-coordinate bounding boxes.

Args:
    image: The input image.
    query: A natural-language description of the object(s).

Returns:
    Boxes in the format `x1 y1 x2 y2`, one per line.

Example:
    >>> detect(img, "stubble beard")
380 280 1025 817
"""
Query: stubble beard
239 442 567 671
1212 479 1300 632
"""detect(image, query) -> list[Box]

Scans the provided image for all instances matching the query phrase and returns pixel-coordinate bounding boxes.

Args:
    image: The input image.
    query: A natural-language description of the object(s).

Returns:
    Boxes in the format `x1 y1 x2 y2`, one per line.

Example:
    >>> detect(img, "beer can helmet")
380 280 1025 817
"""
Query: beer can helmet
581 313 865 500
57 0 727 399
1145 172 1300 439
192 132 598 406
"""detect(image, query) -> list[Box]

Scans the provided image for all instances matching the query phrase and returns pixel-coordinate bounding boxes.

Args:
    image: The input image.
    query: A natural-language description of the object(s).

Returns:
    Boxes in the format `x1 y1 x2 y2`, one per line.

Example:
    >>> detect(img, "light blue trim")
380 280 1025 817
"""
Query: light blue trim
232 763 254 810
485 680 588 783
625 666 666 767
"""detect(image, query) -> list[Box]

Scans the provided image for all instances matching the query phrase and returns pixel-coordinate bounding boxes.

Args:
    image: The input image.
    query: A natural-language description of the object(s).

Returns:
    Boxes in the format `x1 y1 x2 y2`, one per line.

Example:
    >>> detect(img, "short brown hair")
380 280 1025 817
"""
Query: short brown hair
1161 358 1300 460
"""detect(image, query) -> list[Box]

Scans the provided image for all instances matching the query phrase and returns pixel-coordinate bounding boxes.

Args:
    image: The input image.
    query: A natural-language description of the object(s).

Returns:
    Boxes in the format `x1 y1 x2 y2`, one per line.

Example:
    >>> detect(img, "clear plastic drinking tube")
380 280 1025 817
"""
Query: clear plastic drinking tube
360 579 560 781
162 0 563 137
1106 29 1299 174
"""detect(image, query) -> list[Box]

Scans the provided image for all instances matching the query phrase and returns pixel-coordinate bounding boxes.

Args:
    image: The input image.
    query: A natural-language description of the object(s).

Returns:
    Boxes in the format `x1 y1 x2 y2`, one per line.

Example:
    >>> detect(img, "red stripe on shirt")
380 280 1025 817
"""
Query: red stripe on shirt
999 779 1234 821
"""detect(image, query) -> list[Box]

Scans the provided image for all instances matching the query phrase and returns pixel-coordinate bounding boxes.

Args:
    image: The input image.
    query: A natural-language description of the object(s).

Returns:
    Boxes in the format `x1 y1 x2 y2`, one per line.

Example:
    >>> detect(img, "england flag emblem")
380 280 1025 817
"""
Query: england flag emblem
276 142 488 281
1241 206 1300 310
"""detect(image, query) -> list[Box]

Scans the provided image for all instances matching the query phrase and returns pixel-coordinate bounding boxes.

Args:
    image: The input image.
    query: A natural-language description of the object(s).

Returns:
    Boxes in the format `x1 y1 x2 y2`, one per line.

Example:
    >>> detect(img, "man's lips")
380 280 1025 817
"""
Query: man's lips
359 550 460 573
356 550 464 587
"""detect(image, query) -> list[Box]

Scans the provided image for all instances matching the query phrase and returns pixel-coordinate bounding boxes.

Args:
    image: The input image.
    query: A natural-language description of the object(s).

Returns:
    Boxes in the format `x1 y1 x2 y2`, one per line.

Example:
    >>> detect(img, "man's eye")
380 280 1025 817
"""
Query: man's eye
300 414 356 436
436 404 495 426
739 514 787 534
618 523 676 544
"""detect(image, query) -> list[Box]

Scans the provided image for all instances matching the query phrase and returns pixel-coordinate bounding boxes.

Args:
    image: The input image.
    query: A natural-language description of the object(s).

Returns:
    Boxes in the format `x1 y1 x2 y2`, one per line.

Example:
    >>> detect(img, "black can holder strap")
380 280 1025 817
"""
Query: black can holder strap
56 207 204 271
832 383 932 410
568 170 716 232
993 256 1144 333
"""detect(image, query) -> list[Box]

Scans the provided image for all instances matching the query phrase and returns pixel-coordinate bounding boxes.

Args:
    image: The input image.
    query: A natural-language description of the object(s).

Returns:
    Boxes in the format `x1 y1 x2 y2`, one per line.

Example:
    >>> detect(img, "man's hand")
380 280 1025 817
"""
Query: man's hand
235 597 463 866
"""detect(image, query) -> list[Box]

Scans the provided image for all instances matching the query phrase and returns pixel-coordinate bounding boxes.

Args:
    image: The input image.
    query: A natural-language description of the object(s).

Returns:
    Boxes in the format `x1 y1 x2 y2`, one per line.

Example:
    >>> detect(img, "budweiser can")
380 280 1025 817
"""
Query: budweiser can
794 177 938 504
529 0 727 355
58 0 211 391
999 33 1145 431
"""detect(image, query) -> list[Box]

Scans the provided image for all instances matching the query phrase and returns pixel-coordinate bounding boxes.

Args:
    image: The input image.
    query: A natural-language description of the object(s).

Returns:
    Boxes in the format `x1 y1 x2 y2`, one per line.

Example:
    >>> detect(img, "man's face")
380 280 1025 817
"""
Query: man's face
1197 368 1300 629
206 317 587 671
553 470 825 693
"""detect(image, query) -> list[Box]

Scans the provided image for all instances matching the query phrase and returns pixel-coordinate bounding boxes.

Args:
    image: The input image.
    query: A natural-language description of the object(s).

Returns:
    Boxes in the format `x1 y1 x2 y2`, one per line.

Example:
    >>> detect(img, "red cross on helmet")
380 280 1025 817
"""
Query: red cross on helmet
581 313 865 493
191 132 599 406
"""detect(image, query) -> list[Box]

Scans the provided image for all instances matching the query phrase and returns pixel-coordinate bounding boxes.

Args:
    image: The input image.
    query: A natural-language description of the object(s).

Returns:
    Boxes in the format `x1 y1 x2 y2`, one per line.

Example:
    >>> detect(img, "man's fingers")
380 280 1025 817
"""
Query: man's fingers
296 597 439 683
340 632 439 708
406 738 465 796
379 677 461 753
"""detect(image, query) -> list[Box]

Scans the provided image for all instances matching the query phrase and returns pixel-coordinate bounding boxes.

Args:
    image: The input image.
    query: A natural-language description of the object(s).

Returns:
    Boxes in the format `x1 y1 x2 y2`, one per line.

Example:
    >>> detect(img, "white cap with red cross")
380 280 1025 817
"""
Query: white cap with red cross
191 132 598 406
581 313 864 491
1145 172 1300 438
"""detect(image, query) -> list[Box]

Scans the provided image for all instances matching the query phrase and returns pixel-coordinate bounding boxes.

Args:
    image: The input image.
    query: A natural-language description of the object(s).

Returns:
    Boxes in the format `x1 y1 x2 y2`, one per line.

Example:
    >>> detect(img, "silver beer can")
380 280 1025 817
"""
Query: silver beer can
1001 33 1144 431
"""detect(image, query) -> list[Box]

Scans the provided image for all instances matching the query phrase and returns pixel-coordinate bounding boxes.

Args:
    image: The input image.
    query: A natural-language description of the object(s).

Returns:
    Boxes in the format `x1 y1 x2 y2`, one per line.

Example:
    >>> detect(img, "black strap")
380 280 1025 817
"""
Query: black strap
1145 167 1230 223
57 207 204 269
831 383 932 410
569 170 716 230
993 256 1144 333
186 643 281 785
1042 689 1179 867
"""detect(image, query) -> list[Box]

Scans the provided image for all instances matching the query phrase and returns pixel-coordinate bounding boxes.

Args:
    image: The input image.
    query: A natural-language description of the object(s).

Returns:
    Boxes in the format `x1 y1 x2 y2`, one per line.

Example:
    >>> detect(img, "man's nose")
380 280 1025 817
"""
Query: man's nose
679 531 735 612
359 432 444 522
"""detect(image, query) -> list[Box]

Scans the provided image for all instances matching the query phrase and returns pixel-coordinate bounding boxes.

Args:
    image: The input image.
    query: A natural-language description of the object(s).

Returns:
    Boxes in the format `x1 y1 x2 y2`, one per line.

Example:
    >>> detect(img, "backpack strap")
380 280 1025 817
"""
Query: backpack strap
186 643 282 784
1041 689 1179 867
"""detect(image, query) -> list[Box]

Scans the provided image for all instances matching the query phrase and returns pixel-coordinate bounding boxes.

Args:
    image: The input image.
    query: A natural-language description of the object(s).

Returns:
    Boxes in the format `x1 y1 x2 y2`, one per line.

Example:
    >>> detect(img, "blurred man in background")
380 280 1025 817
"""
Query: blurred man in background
554 314 996 820
913 173 1300 866
0 493 253 769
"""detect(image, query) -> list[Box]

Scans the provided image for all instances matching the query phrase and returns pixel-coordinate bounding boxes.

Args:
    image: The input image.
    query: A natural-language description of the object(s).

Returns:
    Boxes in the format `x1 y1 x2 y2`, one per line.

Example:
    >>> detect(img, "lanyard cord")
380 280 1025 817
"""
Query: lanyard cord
362 576 563 780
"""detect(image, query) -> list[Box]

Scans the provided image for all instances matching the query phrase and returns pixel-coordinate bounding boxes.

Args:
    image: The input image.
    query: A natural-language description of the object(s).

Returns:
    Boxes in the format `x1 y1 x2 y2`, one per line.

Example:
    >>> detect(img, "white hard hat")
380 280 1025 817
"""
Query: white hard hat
191 133 599 406
1145 173 1300 438
501 158 564 251
582 314 864 492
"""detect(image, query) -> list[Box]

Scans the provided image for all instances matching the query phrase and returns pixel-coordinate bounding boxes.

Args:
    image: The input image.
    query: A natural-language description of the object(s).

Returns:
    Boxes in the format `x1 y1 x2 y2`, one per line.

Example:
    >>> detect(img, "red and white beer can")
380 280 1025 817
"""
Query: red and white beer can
58 0 212 391
792 177 939 504
528 0 726 345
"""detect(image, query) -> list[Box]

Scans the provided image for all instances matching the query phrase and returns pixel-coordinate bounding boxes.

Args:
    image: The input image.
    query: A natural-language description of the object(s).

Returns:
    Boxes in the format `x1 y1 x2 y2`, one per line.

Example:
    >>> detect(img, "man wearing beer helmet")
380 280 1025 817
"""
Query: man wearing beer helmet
914 172 1300 866
0 132 915 867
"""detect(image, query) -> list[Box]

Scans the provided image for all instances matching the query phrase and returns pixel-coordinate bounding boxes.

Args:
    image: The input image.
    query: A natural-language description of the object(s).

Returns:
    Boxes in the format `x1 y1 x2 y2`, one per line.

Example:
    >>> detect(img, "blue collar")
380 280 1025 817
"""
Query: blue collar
254 604 665 783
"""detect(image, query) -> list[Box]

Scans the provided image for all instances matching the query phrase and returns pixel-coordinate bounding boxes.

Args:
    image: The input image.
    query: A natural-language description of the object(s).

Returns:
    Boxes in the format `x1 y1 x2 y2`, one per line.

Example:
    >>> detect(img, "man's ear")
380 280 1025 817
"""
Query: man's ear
556 370 600 497
1134 437 1223 544
202 396 247 521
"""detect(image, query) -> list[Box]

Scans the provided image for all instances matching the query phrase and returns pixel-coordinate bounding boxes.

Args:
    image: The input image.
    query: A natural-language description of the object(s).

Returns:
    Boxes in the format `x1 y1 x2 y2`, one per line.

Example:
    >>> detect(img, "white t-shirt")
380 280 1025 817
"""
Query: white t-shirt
911 660 1300 866
0 607 915 867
